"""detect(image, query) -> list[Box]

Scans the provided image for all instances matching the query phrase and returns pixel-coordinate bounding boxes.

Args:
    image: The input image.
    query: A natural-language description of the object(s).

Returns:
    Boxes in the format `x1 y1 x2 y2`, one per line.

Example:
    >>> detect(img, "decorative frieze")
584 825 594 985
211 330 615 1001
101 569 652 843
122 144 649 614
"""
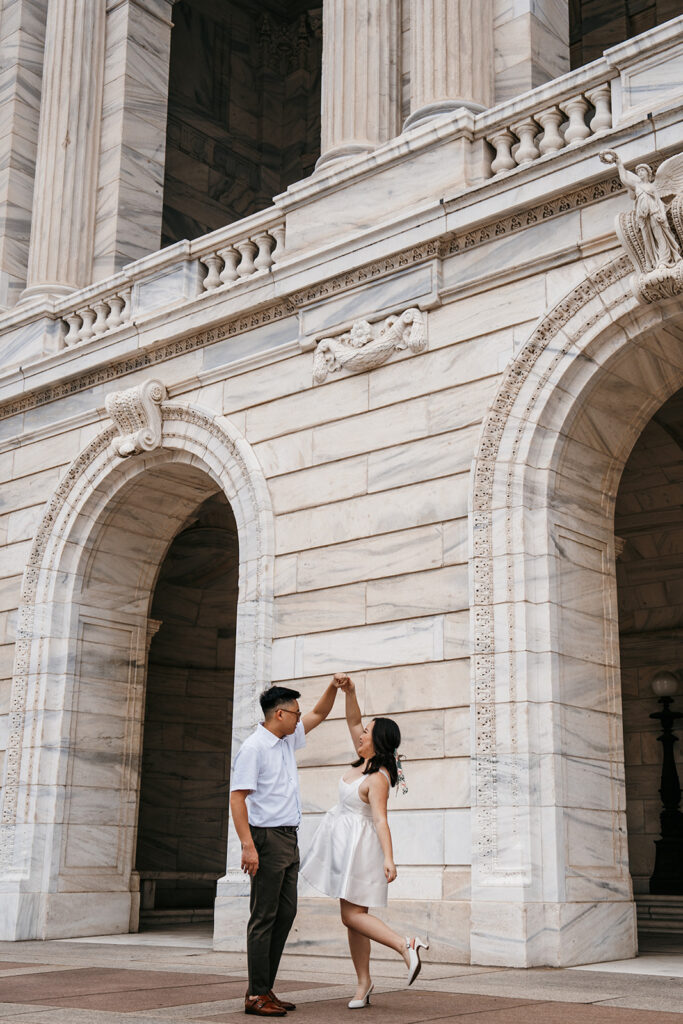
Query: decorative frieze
105 379 167 457
600 149 683 303
312 308 427 384
0 168 630 423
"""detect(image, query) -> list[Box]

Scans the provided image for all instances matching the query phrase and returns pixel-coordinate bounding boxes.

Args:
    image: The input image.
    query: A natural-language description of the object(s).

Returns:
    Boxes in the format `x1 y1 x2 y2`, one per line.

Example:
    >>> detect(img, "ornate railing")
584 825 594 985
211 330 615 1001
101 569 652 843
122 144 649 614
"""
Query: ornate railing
475 62 616 176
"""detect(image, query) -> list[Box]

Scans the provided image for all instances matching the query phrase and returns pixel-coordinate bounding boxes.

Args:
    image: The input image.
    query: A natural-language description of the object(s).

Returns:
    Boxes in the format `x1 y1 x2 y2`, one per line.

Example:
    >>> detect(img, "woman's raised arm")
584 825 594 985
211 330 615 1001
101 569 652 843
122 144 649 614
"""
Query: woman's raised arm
335 673 363 752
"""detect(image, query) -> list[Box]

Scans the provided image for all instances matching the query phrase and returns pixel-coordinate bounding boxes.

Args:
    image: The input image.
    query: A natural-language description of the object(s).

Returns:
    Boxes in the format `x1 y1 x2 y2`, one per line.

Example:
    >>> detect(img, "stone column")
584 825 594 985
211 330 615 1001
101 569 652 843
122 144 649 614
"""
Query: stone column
93 0 173 281
493 0 569 102
0 0 48 309
317 0 400 170
404 0 494 130
22 0 106 300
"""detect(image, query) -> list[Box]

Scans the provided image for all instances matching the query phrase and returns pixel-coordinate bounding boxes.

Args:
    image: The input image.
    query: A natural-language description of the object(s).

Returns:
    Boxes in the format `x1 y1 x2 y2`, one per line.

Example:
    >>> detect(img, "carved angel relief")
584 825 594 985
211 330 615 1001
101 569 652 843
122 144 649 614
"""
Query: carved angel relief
312 307 427 385
600 149 683 303
105 378 167 457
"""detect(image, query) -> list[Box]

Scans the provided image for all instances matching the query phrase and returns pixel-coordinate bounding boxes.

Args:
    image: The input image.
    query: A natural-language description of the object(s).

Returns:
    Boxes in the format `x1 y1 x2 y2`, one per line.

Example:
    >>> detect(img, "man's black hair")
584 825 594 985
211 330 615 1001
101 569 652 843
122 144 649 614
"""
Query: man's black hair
260 685 301 717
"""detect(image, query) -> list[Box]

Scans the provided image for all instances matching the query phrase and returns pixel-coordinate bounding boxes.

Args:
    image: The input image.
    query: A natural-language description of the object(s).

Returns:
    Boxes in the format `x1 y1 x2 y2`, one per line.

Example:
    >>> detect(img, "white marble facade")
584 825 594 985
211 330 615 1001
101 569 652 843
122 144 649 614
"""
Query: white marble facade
0 1 683 968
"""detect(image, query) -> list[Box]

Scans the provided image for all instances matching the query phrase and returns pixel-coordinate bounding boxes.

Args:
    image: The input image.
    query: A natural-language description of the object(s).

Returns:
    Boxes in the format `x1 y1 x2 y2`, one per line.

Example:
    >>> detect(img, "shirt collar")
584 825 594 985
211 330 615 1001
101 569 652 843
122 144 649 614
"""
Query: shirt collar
258 722 282 746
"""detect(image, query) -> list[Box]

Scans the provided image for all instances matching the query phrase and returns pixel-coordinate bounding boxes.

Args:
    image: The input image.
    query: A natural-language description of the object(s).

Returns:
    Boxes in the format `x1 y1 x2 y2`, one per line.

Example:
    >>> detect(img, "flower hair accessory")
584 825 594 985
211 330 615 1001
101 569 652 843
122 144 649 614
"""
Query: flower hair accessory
395 753 408 794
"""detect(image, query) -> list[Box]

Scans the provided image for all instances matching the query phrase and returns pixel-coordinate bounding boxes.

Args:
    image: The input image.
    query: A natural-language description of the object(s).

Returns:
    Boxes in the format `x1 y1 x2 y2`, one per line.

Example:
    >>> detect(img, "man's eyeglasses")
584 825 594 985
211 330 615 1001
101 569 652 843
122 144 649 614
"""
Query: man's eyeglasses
279 708 302 720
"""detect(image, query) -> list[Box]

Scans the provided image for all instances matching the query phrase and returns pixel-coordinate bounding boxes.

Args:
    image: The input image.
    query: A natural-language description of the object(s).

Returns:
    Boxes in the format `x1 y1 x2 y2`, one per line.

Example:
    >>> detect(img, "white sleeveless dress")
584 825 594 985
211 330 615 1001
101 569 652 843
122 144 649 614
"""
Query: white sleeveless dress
300 772 388 908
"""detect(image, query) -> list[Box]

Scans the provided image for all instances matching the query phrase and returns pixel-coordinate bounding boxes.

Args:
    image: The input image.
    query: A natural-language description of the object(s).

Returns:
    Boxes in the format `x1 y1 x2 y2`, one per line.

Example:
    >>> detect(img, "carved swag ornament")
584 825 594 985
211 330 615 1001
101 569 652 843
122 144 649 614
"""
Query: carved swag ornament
312 307 427 385
105 378 167 457
600 149 683 303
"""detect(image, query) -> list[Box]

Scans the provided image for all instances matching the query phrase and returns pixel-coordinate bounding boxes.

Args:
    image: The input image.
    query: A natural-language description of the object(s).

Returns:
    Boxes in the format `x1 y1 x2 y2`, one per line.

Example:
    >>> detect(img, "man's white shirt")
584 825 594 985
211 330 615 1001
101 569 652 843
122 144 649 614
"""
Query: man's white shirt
230 721 306 827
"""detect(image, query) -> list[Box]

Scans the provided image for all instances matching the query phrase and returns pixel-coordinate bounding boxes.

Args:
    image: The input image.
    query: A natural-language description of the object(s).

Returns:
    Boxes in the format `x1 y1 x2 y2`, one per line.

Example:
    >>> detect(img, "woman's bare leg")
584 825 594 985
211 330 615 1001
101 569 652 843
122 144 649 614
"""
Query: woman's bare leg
340 900 410 968
347 931 372 998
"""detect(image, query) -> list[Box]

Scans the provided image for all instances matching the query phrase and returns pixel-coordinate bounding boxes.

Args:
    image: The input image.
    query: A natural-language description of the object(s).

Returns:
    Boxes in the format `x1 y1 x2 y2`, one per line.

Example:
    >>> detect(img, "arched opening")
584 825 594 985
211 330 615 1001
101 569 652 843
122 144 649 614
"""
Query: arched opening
615 388 683 939
135 492 239 925
468 259 683 965
0 402 274 942
161 0 322 246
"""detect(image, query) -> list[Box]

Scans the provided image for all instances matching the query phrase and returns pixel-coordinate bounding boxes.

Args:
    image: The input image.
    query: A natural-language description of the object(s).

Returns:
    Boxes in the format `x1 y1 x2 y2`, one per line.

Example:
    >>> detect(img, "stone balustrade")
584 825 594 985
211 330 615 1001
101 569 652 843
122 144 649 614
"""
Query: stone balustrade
197 222 285 292
479 78 613 176
43 214 286 351
61 287 132 346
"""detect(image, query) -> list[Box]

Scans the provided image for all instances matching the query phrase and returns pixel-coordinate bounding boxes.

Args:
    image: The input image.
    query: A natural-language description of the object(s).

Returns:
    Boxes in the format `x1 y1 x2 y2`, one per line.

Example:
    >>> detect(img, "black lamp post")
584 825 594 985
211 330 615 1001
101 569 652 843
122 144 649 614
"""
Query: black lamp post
649 670 683 895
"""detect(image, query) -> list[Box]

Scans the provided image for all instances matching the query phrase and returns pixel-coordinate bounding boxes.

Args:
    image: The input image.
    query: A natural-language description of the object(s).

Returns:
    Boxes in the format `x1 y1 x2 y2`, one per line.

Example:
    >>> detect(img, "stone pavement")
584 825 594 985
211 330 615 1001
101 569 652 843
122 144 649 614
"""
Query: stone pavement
0 928 682 1024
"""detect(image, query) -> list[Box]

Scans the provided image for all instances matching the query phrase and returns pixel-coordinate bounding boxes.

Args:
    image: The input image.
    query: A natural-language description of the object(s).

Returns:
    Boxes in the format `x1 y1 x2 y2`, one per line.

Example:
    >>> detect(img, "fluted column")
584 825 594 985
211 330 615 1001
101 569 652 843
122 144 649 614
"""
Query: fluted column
317 0 400 171
404 0 493 130
22 0 105 300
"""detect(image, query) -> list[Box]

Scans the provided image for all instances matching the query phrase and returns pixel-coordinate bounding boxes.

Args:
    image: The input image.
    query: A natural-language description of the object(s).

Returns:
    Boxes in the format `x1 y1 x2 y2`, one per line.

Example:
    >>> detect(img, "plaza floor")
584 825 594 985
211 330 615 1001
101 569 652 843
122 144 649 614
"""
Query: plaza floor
0 927 681 1023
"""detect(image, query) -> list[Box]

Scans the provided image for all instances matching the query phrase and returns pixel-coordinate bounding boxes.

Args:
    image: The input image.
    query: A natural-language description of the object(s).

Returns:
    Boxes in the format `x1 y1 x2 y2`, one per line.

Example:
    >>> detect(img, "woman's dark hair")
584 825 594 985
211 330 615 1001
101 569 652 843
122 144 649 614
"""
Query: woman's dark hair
352 716 401 787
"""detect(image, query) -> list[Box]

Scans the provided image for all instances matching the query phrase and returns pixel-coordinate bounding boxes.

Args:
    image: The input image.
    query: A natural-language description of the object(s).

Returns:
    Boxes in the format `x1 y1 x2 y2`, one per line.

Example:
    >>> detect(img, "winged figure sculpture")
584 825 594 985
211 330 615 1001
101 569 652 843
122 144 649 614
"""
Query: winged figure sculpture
600 150 683 302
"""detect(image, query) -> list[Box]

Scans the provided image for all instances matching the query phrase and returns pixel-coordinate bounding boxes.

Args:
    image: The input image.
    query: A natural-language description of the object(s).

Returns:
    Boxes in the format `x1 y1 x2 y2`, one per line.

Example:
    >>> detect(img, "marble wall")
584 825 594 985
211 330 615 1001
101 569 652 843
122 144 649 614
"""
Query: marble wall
136 492 238 912
161 0 321 246
615 389 683 896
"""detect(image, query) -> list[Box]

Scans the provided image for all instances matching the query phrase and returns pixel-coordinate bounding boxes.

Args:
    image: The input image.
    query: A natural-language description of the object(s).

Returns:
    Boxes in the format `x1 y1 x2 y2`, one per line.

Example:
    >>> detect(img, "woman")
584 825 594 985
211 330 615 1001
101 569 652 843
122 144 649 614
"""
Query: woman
300 674 428 1009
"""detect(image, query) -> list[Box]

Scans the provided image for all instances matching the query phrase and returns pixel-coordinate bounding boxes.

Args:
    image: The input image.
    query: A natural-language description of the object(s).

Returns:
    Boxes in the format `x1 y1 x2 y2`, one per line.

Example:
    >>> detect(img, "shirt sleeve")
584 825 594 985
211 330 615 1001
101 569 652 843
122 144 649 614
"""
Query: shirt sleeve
230 742 260 792
293 720 306 751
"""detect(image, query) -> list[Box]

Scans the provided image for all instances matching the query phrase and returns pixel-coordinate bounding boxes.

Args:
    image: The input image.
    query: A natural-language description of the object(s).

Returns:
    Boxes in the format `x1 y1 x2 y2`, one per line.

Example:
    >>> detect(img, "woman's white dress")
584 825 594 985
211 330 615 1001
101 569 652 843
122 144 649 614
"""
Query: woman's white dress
300 773 388 907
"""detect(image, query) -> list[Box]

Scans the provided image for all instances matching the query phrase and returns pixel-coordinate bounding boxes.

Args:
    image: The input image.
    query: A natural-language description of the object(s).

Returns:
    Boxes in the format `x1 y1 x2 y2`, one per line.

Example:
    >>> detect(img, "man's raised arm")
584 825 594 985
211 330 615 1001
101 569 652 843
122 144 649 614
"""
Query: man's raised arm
302 673 346 733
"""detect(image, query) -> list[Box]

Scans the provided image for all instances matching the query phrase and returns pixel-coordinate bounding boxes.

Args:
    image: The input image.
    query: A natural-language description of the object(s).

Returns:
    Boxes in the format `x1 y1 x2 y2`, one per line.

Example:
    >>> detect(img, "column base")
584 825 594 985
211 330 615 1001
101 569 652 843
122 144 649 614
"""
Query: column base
470 899 637 968
315 143 375 172
403 100 486 132
0 890 134 940
19 282 78 304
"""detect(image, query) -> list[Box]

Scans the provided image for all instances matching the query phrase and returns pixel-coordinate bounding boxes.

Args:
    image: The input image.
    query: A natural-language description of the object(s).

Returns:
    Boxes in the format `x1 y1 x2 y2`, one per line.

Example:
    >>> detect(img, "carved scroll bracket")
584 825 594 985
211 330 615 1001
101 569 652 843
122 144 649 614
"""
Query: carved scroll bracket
311 307 427 385
105 378 167 457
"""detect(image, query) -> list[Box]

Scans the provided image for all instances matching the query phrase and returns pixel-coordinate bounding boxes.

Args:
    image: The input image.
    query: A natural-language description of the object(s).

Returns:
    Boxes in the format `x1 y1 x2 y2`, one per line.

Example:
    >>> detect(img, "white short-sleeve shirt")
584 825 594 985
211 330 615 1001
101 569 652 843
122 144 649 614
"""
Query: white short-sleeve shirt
230 721 306 827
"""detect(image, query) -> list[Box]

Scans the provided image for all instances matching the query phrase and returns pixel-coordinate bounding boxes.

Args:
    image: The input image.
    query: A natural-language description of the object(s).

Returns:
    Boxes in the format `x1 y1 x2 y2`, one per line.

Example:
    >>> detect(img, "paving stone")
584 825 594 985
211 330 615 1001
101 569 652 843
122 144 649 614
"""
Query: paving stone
198 990 538 1022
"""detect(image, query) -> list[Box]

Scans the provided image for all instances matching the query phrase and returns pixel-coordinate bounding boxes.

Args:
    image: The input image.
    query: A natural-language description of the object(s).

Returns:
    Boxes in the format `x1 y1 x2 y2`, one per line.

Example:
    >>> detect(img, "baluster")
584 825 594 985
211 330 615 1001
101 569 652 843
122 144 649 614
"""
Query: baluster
270 224 285 264
586 84 612 134
218 246 240 284
107 294 125 329
535 106 565 155
560 95 591 145
92 299 109 336
201 253 223 290
510 118 540 166
120 287 132 322
252 232 274 272
487 128 516 175
64 312 82 346
235 240 258 278
78 307 96 343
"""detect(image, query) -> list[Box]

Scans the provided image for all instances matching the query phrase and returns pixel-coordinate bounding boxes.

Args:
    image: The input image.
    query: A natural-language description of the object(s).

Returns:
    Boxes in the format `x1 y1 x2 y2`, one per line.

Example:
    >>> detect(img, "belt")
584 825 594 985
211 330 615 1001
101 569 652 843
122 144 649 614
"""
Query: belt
251 824 299 833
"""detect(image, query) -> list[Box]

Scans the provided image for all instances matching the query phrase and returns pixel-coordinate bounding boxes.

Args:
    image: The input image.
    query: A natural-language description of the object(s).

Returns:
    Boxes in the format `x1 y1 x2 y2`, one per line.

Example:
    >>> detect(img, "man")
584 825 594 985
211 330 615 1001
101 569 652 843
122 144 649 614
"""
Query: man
230 677 345 1017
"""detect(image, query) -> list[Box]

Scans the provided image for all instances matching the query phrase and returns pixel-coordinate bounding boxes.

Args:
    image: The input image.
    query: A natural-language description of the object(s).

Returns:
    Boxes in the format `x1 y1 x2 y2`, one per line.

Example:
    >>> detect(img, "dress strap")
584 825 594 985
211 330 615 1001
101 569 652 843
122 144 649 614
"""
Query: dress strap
378 767 391 784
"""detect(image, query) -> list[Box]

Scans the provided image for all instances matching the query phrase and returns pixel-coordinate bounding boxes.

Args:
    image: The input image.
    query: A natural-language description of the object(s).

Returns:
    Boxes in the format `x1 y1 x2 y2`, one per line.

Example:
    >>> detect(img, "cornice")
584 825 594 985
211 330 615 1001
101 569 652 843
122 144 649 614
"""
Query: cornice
0 170 626 424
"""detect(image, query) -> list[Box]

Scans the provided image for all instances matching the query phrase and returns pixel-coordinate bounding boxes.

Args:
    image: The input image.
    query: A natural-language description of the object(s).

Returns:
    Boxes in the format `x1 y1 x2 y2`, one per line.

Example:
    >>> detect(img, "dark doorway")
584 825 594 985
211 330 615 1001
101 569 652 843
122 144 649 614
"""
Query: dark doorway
135 492 239 923
570 0 680 69
162 0 322 246
615 388 683 936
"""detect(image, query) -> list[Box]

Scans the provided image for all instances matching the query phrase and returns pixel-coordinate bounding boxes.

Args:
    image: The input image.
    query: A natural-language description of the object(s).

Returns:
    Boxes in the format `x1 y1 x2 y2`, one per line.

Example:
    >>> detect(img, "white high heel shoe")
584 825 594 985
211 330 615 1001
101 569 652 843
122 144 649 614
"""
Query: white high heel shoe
348 982 373 1009
405 936 429 986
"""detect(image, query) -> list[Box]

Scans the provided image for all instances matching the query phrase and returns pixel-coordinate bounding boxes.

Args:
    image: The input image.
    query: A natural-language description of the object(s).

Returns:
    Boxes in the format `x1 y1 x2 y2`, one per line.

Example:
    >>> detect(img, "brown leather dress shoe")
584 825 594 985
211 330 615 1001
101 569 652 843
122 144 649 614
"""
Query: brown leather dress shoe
269 990 296 1011
245 993 287 1016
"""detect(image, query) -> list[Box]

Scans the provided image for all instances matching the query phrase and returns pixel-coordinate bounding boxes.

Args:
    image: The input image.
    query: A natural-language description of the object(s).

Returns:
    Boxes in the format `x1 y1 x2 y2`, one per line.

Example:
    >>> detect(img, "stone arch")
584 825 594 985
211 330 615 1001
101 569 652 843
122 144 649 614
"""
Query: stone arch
468 254 683 967
0 398 274 940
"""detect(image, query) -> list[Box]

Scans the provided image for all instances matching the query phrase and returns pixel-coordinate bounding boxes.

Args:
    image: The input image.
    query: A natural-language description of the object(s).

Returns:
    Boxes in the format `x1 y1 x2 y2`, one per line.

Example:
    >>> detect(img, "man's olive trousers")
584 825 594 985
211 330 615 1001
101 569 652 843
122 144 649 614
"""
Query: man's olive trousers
247 825 299 995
